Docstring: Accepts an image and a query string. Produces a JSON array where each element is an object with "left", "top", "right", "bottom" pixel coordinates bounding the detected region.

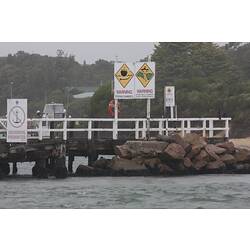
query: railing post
[
  {"left": 135, "top": 120, "right": 139, "bottom": 139},
  {"left": 209, "top": 119, "right": 214, "bottom": 138},
  {"left": 63, "top": 117, "right": 67, "bottom": 141},
  {"left": 39, "top": 119, "right": 43, "bottom": 141},
  {"left": 181, "top": 120, "right": 185, "bottom": 137},
  {"left": 202, "top": 120, "right": 206, "bottom": 137},
  {"left": 159, "top": 120, "right": 163, "bottom": 135},
  {"left": 88, "top": 120, "right": 92, "bottom": 140},
  {"left": 187, "top": 120, "right": 191, "bottom": 134},
  {"left": 165, "top": 119, "right": 168, "bottom": 136},
  {"left": 225, "top": 119, "right": 229, "bottom": 138},
  {"left": 142, "top": 120, "right": 146, "bottom": 139},
  {"left": 113, "top": 119, "right": 118, "bottom": 140}
]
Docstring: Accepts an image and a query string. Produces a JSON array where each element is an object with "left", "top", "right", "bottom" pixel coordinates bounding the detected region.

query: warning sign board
[
  {"left": 114, "top": 63, "right": 134, "bottom": 99},
  {"left": 136, "top": 63, "right": 154, "bottom": 87},
  {"left": 164, "top": 86, "right": 175, "bottom": 107},
  {"left": 115, "top": 64, "right": 134, "bottom": 88},
  {"left": 134, "top": 62, "right": 155, "bottom": 99},
  {"left": 7, "top": 99, "right": 27, "bottom": 143}
]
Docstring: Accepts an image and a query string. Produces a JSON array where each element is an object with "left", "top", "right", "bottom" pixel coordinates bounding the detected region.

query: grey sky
[{"left": 0, "top": 42, "right": 156, "bottom": 64}]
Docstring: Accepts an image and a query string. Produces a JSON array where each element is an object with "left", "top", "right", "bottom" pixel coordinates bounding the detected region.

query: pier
[{"left": 0, "top": 116, "right": 231, "bottom": 178}]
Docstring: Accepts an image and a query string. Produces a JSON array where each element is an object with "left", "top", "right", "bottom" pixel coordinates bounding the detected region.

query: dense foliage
[
  {"left": 1, "top": 43, "right": 250, "bottom": 136},
  {"left": 0, "top": 51, "right": 113, "bottom": 116}
]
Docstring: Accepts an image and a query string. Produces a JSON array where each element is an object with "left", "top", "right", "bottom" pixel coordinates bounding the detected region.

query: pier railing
[{"left": 0, "top": 117, "right": 231, "bottom": 141}]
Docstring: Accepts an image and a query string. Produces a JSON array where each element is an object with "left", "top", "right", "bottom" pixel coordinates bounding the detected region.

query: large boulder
[
  {"left": 157, "top": 134, "right": 191, "bottom": 152},
  {"left": 124, "top": 141, "right": 168, "bottom": 158},
  {"left": 205, "top": 144, "right": 226, "bottom": 155},
  {"left": 144, "top": 158, "right": 161, "bottom": 170},
  {"left": 159, "top": 163, "right": 174, "bottom": 175},
  {"left": 193, "top": 160, "right": 207, "bottom": 171},
  {"left": 163, "top": 143, "right": 186, "bottom": 160},
  {"left": 216, "top": 141, "right": 235, "bottom": 154},
  {"left": 234, "top": 149, "right": 250, "bottom": 163},
  {"left": 206, "top": 160, "right": 225, "bottom": 170},
  {"left": 111, "top": 157, "right": 147, "bottom": 171},
  {"left": 195, "top": 149, "right": 210, "bottom": 162},
  {"left": 183, "top": 157, "right": 193, "bottom": 169},
  {"left": 220, "top": 154, "right": 236, "bottom": 165},
  {"left": 183, "top": 133, "right": 207, "bottom": 147},
  {"left": 75, "top": 165, "right": 95, "bottom": 176},
  {"left": 205, "top": 145, "right": 221, "bottom": 161},
  {"left": 186, "top": 144, "right": 204, "bottom": 159},
  {"left": 114, "top": 144, "right": 133, "bottom": 159},
  {"left": 92, "top": 157, "right": 111, "bottom": 169}
]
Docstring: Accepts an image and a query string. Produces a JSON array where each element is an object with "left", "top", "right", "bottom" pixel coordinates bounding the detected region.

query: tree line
[{"left": 0, "top": 43, "right": 250, "bottom": 137}]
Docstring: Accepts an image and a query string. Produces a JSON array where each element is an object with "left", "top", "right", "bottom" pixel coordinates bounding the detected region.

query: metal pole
[
  {"left": 146, "top": 98, "right": 151, "bottom": 139},
  {"left": 113, "top": 99, "right": 118, "bottom": 139},
  {"left": 170, "top": 106, "right": 174, "bottom": 119},
  {"left": 10, "top": 82, "right": 13, "bottom": 99}
]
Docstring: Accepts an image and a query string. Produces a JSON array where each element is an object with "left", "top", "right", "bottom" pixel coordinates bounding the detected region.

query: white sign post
[
  {"left": 164, "top": 86, "right": 175, "bottom": 119},
  {"left": 7, "top": 99, "right": 27, "bottom": 143}
]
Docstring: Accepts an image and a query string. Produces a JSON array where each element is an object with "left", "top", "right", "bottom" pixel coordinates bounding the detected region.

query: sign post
[{"left": 7, "top": 99, "right": 27, "bottom": 143}]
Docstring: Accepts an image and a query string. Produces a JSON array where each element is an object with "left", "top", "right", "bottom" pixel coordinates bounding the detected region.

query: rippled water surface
[{"left": 1, "top": 159, "right": 250, "bottom": 208}]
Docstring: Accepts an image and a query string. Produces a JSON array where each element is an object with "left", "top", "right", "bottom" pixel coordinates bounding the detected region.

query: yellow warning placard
[
  {"left": 135, "top": 63, "right": 154, "bottom": 88},
  {"left": 115, "top": 64, "right": 134, "bottom": 88}
]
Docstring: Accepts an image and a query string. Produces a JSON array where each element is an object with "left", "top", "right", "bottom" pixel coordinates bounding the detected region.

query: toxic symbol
[
  {"left": 115, "top": 64, "right": 134, "bottom": 88},
  {"left": 136, "top": 63, "right": 154, "bottom": 87}
]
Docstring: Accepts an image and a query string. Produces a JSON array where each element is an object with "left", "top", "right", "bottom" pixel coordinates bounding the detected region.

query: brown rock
[
  {"left": 220, "top": 154, "right": 236, "bottom": 165},
  {"left": 157, "top": 134, "right": 191, "bottom": 152},
  {"left": 115, "top": 145, "right": 132, "bottom": 159},
  {"left": 206, "top": 160, "right": 225, "bottom": 170},
  {"left": 163, "top": 143, "right": 186, "bottom": 160},
  {"left": 125, "top": 141, "right": 168, "bottom": 157},
  {"left": 144, "top": 158, "right": 161, "bottom": 170},
  {"left": 159, "top": 163, "right": 174, "bottom": 175},
  {"left": 195, "top": 149, "right": 210, "bottom": 162},
  {"left": 75, "top": 165, "right": 95, "bottom": 176},
  {"left": 193, "top": 160, "right": 207, "bottom": 170},
  {"left": 205, "top": 144, "right": 226, "bottom": 155},
  {"left": 111, "top": 157, "right": 147, "bottom": 171},
  {"left": 205, "top": 145, "right": 221, "bottom": 161},
  {"left": 216, "top": 141, "right": 235, "bottom": 154},
  {"left": 186, "top": 144, "right": 204, "bottom": 159},
  {"left": 183, "top": 133, "right": 207, "bottom": 146},
  {"left": 92, "top": 157, "right": 111, "bottom": 169},
  {"left": 183, "top": 157, "right": 193, "bottom": 168},
  {"left": 234, "top": 149, "right": 250, "bottom": 163}
]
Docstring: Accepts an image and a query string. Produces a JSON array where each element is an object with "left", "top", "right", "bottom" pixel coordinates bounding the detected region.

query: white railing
[{"left": 0, "top": 117, "right": 231, "bottom": 141}]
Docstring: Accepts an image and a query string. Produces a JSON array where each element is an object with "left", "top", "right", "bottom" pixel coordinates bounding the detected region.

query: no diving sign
[{"left": 7, "top": 99, "right": 27, "bottom": 143}]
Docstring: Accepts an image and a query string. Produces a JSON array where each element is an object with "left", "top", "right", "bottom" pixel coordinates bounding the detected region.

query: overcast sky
[{"left": 0, "top": 42, "right": 156, "bottom": 64}]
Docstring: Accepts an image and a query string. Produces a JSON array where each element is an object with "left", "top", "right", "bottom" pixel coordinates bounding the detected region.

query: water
[{"left": 1, "top": 158, "right": 250, "bottom": 208}]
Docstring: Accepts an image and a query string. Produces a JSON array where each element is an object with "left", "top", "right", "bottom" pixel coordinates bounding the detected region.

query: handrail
[{"left": 0, "top": 117, "right": 231, "bottom": 141}]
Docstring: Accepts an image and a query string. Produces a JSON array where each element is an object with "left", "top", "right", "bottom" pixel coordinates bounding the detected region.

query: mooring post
[
  {"left": 12, "top": 162, "right": 17, "bottom": 175},
  {"left": 68, "top": 154, "right": 74, "bottom": 173}
]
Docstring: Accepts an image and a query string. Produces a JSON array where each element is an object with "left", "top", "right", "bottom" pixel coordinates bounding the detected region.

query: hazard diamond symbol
[
  {"left": 115, "top": 64, "right": 134, "bottom": 88},
  {"left": 136, "top": 63, "right": 154, "bottom": 88}
]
